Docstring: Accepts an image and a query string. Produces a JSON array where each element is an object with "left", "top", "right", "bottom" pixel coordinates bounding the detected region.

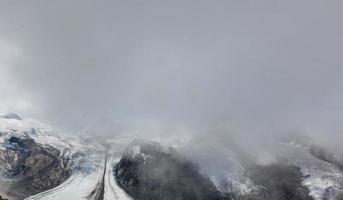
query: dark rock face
[
  {"left": 0, "top": 135, "right": 71, "bottom": 199},
  {"left": 310, "top": 145, "right": 343, "bottom": 170},
  {"left": 232, "top": 164, "right": 313, "bottom": 200},
  {"left": 114, "top": 140, "right": 226, "bottom": 200},
  {"left": 0, "top": 113, "right": 22, "bottom": 120}
]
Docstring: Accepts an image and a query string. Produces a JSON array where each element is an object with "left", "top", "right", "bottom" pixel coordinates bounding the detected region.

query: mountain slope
[
  {"left": 114, "top": 140, "right": 225, "bottom": 200},
  {"left": 0, "top": 114, "right": 72, "bottom": 199},
  {"left": 1, "top": 114, "right": 343, "bottom": 200}
]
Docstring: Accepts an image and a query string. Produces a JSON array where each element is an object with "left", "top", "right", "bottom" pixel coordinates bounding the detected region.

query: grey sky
[{"left": 0, "top": 1, "right": 342, "bottom": 146}]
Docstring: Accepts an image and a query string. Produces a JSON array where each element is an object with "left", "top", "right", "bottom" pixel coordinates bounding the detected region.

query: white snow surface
[
  {"left": 0, "top": 114, "right": 134, "bottom": 200},
  {"left": 26, "top": 153, "right": 135, "bottom": 200},
  {"left": 278, "top": 143, "right": 343, "bottom": 200},
  {"left": 131, "top": 145, "right": 141, "bottom": 157},
  {"left": 0, "top": 116, "right": 70, "bottom": 151},
  {"left": 129, "top": 144, "right": 152, "bottom": 164},
  {"left": 104, "top": 155, "right": 134, "bottom": 200},
  {"left": 3, "top": 114, "right": 343, "bottom": 200},
  {"left": 25, "top": 151, "right": 105, "bottom": 200}
]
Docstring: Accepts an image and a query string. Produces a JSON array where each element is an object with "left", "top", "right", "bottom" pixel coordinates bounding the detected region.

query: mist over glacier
[
  {"left": 0, "top": 0, "right": 343, "bottom": 161},
  {"left": 1, "top": 2, "right": 343, "bottom": 200}
]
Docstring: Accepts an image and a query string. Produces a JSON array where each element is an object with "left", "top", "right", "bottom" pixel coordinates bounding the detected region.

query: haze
[{"left": 0, "top": 1, "right": 342, "bottom": 150}]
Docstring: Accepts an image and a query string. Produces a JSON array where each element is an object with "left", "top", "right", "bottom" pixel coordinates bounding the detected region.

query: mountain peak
[{"left": 0, "top": 113, "right": 22, "bottom": 120}]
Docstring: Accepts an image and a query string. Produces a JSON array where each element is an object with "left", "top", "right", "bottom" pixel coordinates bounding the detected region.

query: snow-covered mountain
[
  {"left": 0, "top": 114, "right": 105, "bottom": 200},
  {"left": 1, "top": 114, "right": 343, "bottom": 200},
  {"left": 0, "top": 114, "right": 69, "bottom": 199}
]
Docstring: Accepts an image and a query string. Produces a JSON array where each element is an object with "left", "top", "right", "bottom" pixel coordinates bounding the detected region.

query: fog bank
[{"left": 0, "top": 1, "right": 342, "bottom": 150}]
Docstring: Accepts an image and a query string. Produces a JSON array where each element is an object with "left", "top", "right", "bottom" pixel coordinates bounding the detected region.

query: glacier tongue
[
  {"left": 103, "top": 155, "right": 134, "bottom": 200},
  {"left": 25, "top": 150, "right": 106, "bottom": 200},
  {"left": 0, "top": 114, "right": 135, "bottom": 200},
  {"left": 3, "top": 114, "right": 343, "bottom": 200}
]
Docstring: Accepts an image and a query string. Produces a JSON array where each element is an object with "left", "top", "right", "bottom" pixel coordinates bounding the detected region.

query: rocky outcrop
[
  {"left": 114, "top": 140, "right": 226, "bottom": 200},
  {"left": 239, "top": 164, "right": 313, "bottom": 200},
  {"left": 310, "top": 145, "right": 343, "bottom": 171},
  {"left": 0, "top": 113, "right": 22, "bottom": 120},
  {"left": 0, "top": 134, "right": 71, "bottom": 199}
]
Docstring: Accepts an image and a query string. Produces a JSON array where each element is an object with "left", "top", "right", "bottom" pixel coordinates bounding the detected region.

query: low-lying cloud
[{"left": 0, "top": 0, "right": 343, "bottom": 151}]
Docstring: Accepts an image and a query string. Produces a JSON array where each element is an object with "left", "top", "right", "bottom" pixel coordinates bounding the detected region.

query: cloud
[
  {"left": 0, "top": 0, "right": 342, "bottom": 150},
  {"left": 0, "top": 40, "right": 35, "bottom": 115}
]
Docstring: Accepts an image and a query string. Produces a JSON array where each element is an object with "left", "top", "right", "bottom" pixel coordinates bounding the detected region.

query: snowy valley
[{"left": 1, "top": 114, "right": 343, "bottom": 200}]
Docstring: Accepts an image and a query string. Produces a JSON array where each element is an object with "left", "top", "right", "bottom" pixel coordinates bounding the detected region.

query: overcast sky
[{"left": 0, "top": 1, "right": 342, "bottom": 144}]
